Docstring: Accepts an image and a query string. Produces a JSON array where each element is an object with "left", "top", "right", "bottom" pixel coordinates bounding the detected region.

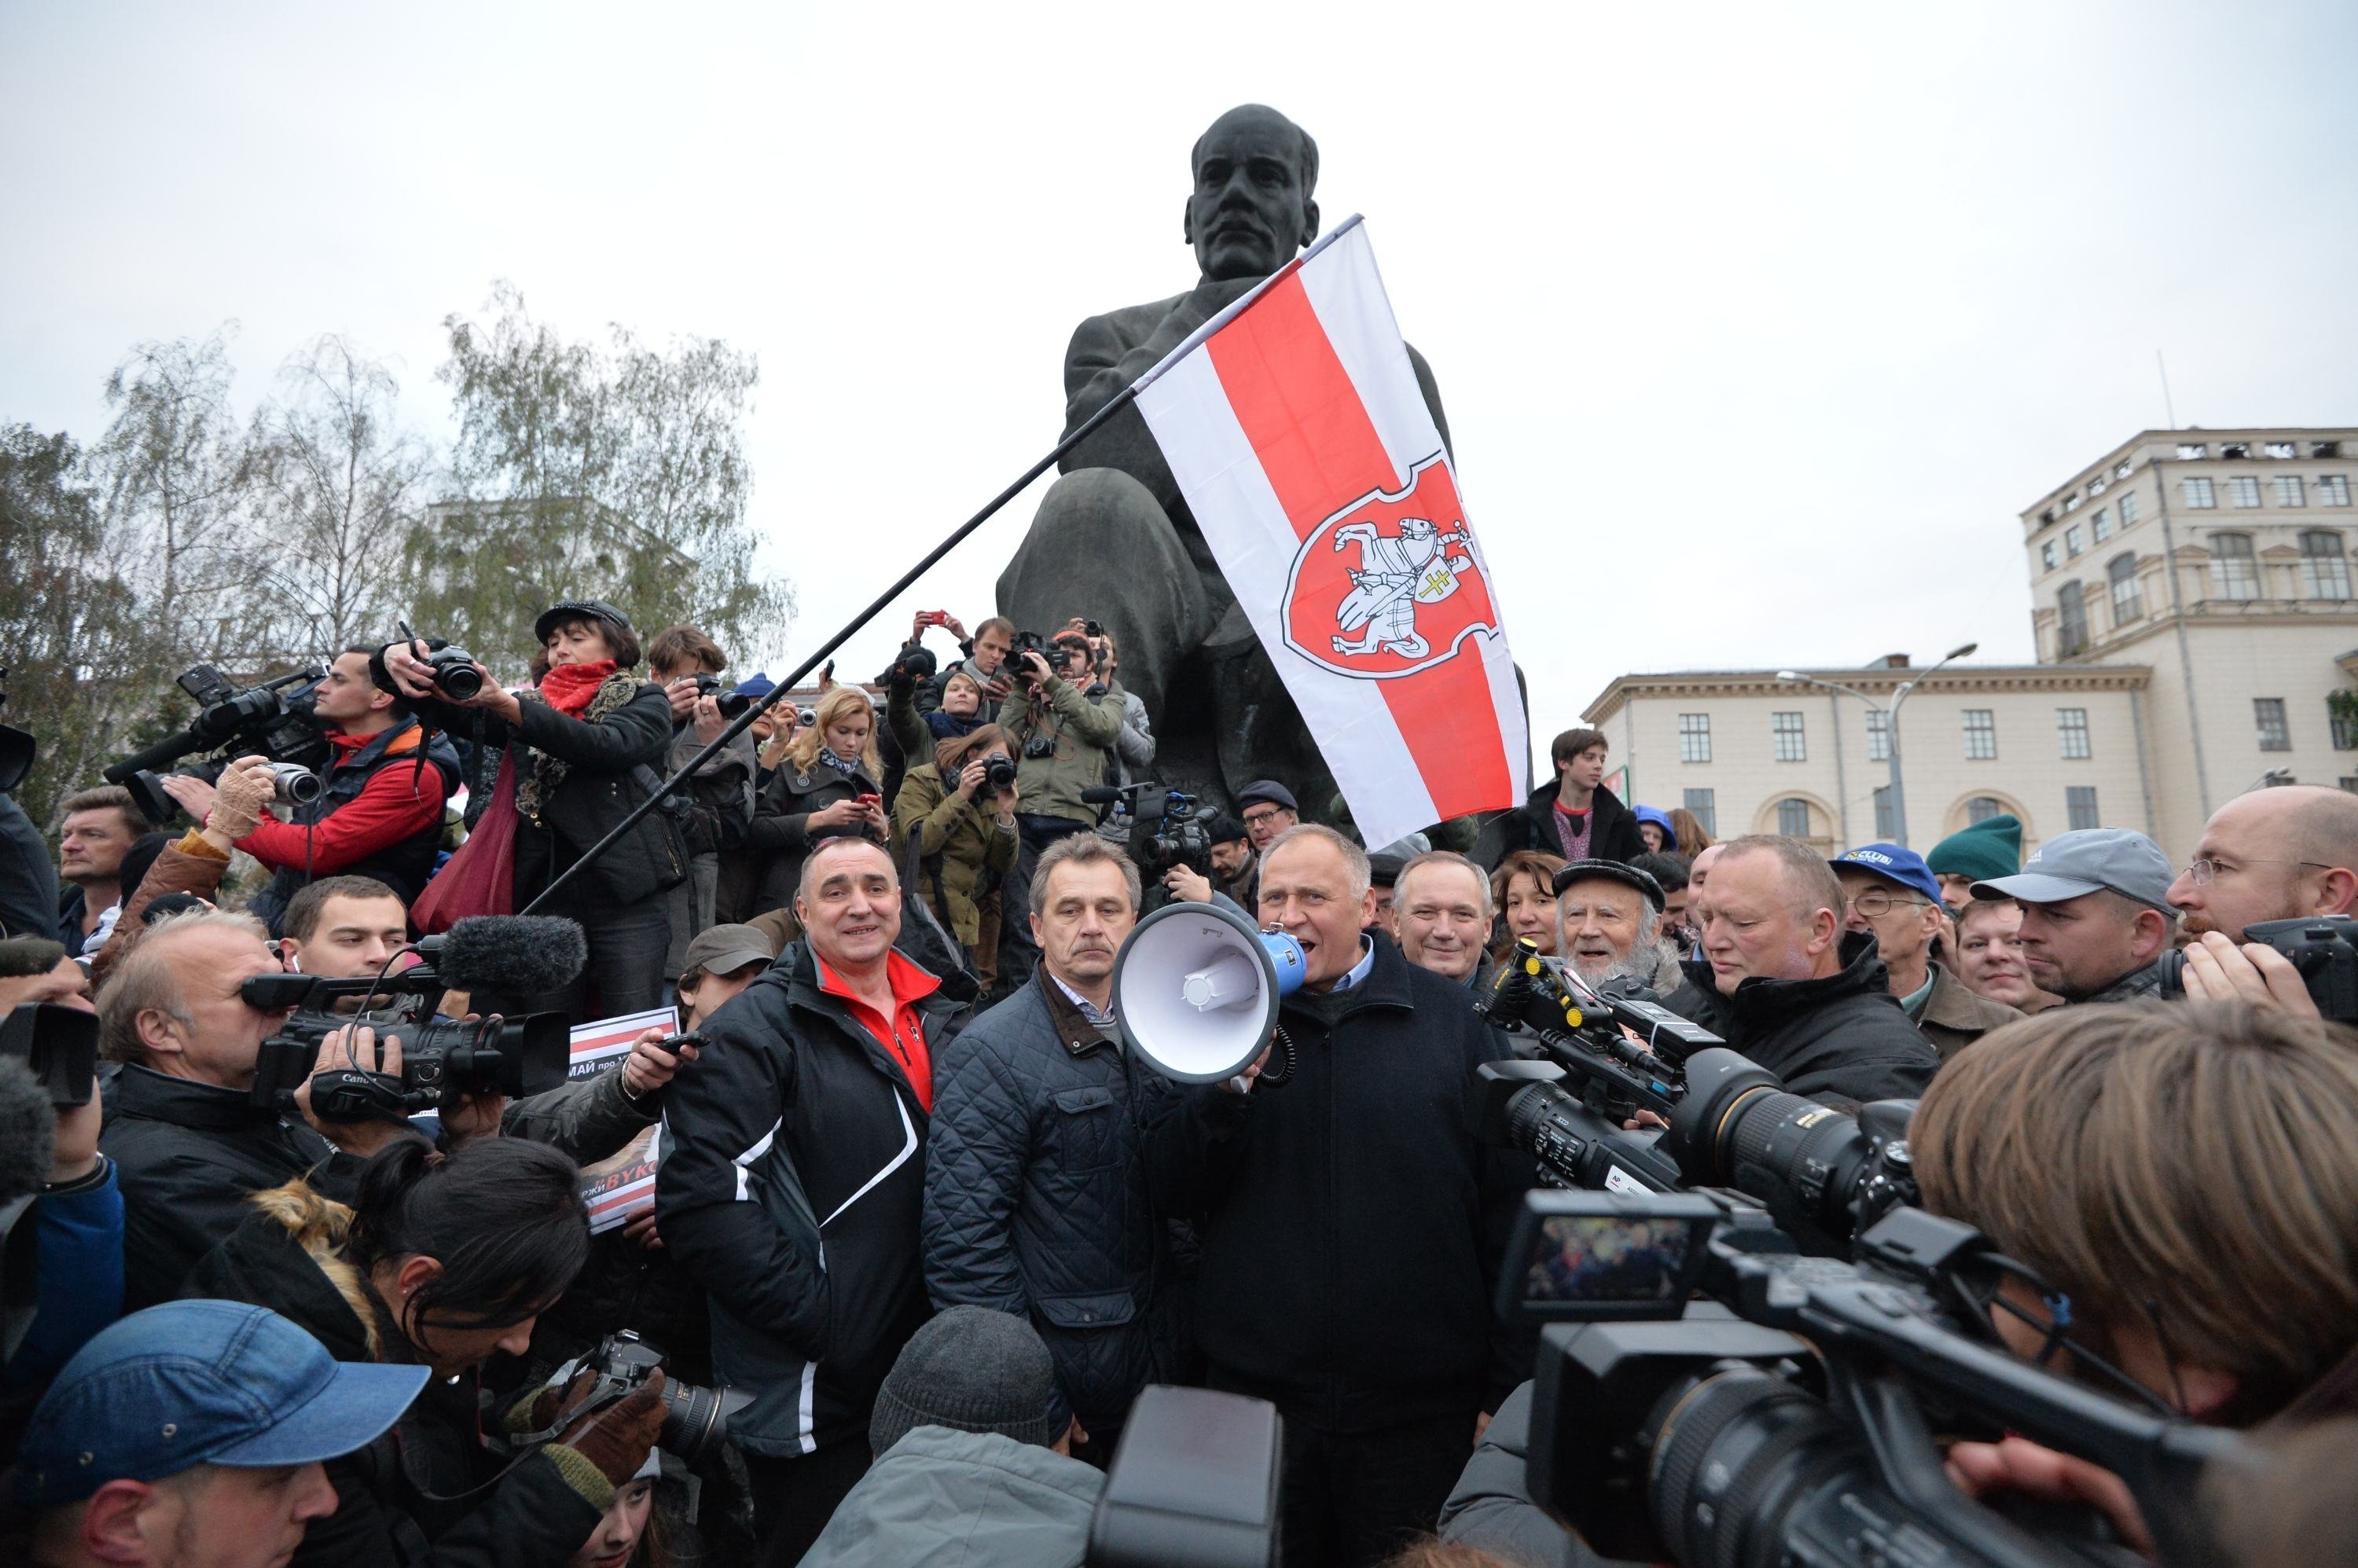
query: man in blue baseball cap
[
  {"left": 1832, "top": 843, "right": 2022, "bottom": 1059},
  {"left": 11, "top": 1299, "right": 425, "bottom": 1568},
  {"left": 1972, "top": 827, "right": 2179, "bottom": 1004}
]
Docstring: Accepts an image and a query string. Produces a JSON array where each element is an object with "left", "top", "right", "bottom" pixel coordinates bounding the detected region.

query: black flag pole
[{"left": 513, "top": 223, "right": 1357, "bottom": 918}]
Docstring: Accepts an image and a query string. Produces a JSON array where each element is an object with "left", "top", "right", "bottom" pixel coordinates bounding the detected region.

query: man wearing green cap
[{"left": 1926, "top": 815, "right": 2022, "bottom": 913}]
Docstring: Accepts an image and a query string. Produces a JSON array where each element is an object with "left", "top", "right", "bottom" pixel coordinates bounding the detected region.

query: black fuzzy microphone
[
  {"left": 0, "top": 1056, "right": 56, "bottom": 1206},
  {"left": 428, "top": 916, "right": 590, "bottom": 997}
]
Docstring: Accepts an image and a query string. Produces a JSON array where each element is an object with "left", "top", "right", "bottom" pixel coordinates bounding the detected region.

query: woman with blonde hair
[{"left": 745, "top": 685, "right": 889, "bottom": 916}]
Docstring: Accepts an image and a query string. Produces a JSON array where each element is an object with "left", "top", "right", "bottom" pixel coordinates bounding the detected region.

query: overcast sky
[{"left": 6, "top": 2, "right": 2355, "bottom": 776}]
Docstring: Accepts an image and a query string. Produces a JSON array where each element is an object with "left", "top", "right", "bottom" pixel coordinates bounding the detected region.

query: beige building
[
  {"left": 1581, "top": 661, "right": 2154, "bottom": 857},
  {"left": 1579, "top": 424, "right": 2358, "bottom": 860}
]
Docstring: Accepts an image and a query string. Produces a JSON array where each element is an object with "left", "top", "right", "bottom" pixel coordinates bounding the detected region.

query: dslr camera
[
  {"left": 2157, "top": 913, "right": 2358, "bottom": 1021},
  {"left": 103, "top": 661, "right": 331, "bottom": 827},
  {"left": 1507, "top": 1188, "right": 2246, "bottom": 1568},
  {"left": 688, "top": 671, "right": 756, "bottom": 718},
  {"left": 984, "top": 754, "right": 1019, "bottom": 794},
  {"left": 549, "top": 1331, "right": 751, "bottom": 1463},
  {"left": 874, "top": 644, "right": 938, "bottom": 692},
  {"left": 395, "top": 621, "right": 483, "bottom": 700},
  {"left": 1011, "top": 629, "right": 1081, "bottom": 677}
]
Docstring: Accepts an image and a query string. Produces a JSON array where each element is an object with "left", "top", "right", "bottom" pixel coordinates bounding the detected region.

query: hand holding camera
[
  {"left": 619, "top": 1026, "right": 701, "bottom": 1100},
  {"left": 2173, "top": 928, "right": 2323, "bottom": 1019},
  {"left": 385, "top": 638, "right": 513, "bottom": 719},
  {"left": 294, "top": 1022, "right": 413, "bottom": 1159}
]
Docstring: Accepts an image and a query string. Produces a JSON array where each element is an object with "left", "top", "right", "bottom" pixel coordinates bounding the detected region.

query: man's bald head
[
  {"left": 2170, "top": 785, "right": 2358, "bottom": 938},
  {"left": 1185, "top": 105, "right": 1321, "bottom": 282}
]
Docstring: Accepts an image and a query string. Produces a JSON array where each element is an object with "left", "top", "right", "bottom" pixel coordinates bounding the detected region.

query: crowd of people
[{"left": 2, "top": 598, "right": 2356, "bottom": 1568}]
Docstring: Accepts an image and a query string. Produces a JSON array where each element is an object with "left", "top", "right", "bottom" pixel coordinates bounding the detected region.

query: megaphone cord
[{"left": 1258, "top": 1026, "right": 1298, "bottom": 1088}]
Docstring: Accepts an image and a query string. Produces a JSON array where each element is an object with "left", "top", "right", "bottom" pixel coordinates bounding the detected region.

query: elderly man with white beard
[{"left": 1552, "top": 860, "right": 1681, "bottom": 995}]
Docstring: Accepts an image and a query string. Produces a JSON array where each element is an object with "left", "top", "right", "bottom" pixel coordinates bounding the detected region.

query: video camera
[
  {"left": 1082, "top": 781, "right": 1218, "bottom": 882},
  {"left": 0, "top": 1002, "right": 98, "bottom": 1107},
  {"left": 102, "top": 660, "right": 330, "bottom": 826},
  {"left": 1012, "top": 627, "right": 1090, "bottom": 678},
  {"left": 2158, "top": 913, "right": 2358, "bottom": 1021},
  {"left": 1504, "top": 1188, "right": 2243, "bottom": 1568},
  {"left": 240, "top": 921, "right": 575, "bottom": 1118}
]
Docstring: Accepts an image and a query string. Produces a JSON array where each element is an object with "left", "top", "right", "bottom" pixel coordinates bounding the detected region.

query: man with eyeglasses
[
  {"left": 1971, "top": 828, "right": 2179, "bottom": 1004},
  {"left": 2165, "top": 784, "right": 2358, "bottom": 1019},
  {"left": 1833, "top": 843, "right": 2021, "bottom": 1059}
]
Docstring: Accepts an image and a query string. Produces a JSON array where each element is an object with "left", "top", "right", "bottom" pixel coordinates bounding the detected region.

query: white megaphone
[{"left": 1110, "top": 899, "right": 1308, "bottom": 1084}]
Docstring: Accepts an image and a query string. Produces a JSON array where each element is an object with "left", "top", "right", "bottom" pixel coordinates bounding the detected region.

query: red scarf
[{"left": 538, "top": 659, "right": 617, "bottom": 717}]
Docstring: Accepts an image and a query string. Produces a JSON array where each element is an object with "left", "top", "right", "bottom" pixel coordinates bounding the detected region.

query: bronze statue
[{"left": 996, "top": 104, "right": 1453, "bottom": 815}]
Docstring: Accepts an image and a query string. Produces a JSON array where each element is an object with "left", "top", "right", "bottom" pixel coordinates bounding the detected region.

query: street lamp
[{"left": 1777, "top": 642, "right": 1977, "bottom": 849}]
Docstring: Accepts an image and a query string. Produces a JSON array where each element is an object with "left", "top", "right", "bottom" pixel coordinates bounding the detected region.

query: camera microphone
[
  {"left": 1080, "top": 786, "right": 1126, "bottom": 804},
  {"left": 428, "top": 916, "right": 590, "bottom": 997},
  {"left": 0, "top": 1056, "right": 56, "bottom": 1206}
]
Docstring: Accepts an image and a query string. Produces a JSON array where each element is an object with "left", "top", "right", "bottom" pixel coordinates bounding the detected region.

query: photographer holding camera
[
  {"left": 384, "top": 602, "right": 686, "bottom": 1019},
  {"left": 891, "top": 726, "right": 1019, "bottom": 984},
  {"left": 644, "top": 626, "right": 758, "bottom": 979},
  {"left": 2164, "top": 784, "right": 2358, "bottom": 1019},
  {"left": 182, "top": 1137, "right": 669, "bottom": 1568},
  {"left": 994, "top": 627, "right": 1123, "bottom": 986},
  {"left": 155, "top": 649, "right": 460, "bottom": 936},
  {"left": 744, "top": 685, "right": 891, "bottom": 919}
]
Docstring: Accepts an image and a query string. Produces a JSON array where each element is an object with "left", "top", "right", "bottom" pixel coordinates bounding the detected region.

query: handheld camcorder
[
  {"left": 103, "top": 661, "right": 329, "bottom": 826},
  {"left": 1505, "top": 1188, "right": 2246, "bottom": 1568},
  {"left": 1012, "top": 628, "right": 1085, "bottom": 677},
  {"left": 0, "top": 1002, "right": 99, "bottom": 1107},
  {"left": 240, "top": 916, "right": 582, "bottom": 1119},
  {"left": 1082, "top": 780, "right": 1221, "bottom": 883},
  {"left": 2157, "top": 913, "right": 2358, "bottom": 1021}
]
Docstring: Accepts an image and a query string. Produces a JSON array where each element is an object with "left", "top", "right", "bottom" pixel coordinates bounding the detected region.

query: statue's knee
[{"left": 1033, "top": 468, "right": 1176, "bottom": 548}]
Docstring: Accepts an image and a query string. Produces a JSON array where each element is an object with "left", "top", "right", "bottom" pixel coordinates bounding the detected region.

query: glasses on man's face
[
  {"left": 2182, "top": 856, "right": 2331, "bottom": 887},
  {"left": 1848, "top": 890, "right": 1930, "bottom": 920},
  {"left": 1243, "top": 809, "right": 1284, "bottom": 828}
]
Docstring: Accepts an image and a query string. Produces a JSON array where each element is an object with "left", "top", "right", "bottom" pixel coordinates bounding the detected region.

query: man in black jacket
[
  {"left": 656, "top": 835, "right": 968, "bottom": 1566},
  {"left": 94, "top": 909, "right": 402, "bottom": 1311},
  {"left": 923, "top": 834, "right": 1169, "bottom": 1460},
  {"left": 1145, "top": 824, "right": 1532, "bottom": 1568},
  {"left": 1664, "top": 835, "right": 1937, "bottom": 1105},
  {"left": 1474, "top": 727, "right": 1644, "bottom": 870}
]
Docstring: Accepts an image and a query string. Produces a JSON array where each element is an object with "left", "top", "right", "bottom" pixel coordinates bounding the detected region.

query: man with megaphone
[{"left": 1140, "top": 824, "right": 1536, "bottom": 1568}]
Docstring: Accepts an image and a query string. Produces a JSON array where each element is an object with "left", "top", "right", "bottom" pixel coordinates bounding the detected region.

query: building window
[
  {"left": 2090, "top": 475, "right": 2109, "bottom": 496},
  {"left": 2058, "top": 707, "right": 2091, "bottom": 758},
  {"left": 2332, "top": 698, "right": 2358, "bottom": 751},
  {"left": 2211, "top": 532, "right": 2261, "bottom": 600},
  {"left": 1967, "top": 795, "right": 2004, "bottom": 824},
  {"left": 2058, "top": 581, "right": 2090, "bottom": 655},
  {"left": 2176, "top": 442, "right": 2208, "bottom": 460},
  {"left": 2301, "top": 531, "right": 2352, "bottom": 600},
  {"left": 2041, "top": 541, "right": 2058, "bottom": 571},
  {"left": 1873, "top": 785, "right": 1897, "bottom": 839},
  {"left": 2116, "top": 460, "right": 2134, "bottom": 479},
  {"left": 2323, "top": 475, "right": 2352, "bottom": 506},
  {"left": 2316, "top": 442, "right": 2344, "bottom": 459},
  {"left": 1776, "top": 799, "right": 1812, "bottom": 838},
  {"left": 2108, "top": 553, "right": 2143, "bottom": 622},
  {"left": 2277, "top": 476, "right": 2307, "bottom": 507},
  {"left": 1865, "top": 709, "right": 1891, "bottom": 762},
  {"left": 2065, "top": 493, "right": 2083, "bottom": 512},
  {"left": 2119, "top": 491, "right": 2139, "bottom": 525},
  {"left": 2066, "top": 786, "right": 2100, "bottom": 831},
  {"left": 2066, "top": 524, "right": 2084, "bottom": 556},
  {"left": 2092, "top": 506, "right": 2111, "bottom": 542},
  {"left": 1963, "top": 709, "right": 1997, "bottom": 760},
  {"left": 1678, "top": 712, "right": 1712, "bottom": 763},
  {"left": 1772, "top": 711, "right": 1806, "bottom": 762},
  {"left": 2265, "top": 441, "right": 2298, "bottom": 459},
  {"left": 2183, "top": 476, "right": 2217, "bottom": 509},
  {"left": 2255, "top": 698, "right": 2291, "bottom": 752},
  {"left": 2228, "top": 475, "right": 2262, "bottom": 508},
  {"left": 2222, "top": 442, "right": 2251, "bottom": 461},
  {"left": 1682, "top": 788, "right": 1717, "bottom": 836}
]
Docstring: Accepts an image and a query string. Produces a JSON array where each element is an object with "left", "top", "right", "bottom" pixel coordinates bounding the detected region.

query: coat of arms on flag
[{"left": 1281, "top": 451, "right": 1500, "bottom": 678}]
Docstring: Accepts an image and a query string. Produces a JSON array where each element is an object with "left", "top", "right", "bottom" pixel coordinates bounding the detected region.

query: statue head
[{"left": 1185, "top": 105, "right": 1320, "bottom": 283}]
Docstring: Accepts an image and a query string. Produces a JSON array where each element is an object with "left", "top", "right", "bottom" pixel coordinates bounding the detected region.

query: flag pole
[{"left": 512, "top": 226, "right": 1359, "bottom": 917}]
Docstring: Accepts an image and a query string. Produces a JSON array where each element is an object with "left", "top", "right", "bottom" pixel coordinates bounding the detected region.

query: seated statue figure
[{"left": 996, "top": 103, "right": 1453, "bottom": 816}]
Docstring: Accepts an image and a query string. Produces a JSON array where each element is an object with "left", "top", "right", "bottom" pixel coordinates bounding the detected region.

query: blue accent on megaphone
[{"left": 1258, "top": 930, "right": 1306, "bottom": 998}]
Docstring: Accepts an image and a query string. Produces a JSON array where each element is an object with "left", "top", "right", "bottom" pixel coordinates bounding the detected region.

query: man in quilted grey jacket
[{"left": 920, "top": 834, "right": 1175, "bottom": 1458}]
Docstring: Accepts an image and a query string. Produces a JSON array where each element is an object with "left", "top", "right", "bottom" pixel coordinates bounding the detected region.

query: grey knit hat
[{"left": 867, "top": 1306, "right": 1067, "bottom": 1457}]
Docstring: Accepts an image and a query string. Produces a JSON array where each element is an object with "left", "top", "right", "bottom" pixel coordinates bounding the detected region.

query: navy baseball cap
[
  {"left": 11, "top": 1301, "right": 427, "bottom": 1510},
  {"left": 1972, "top": 828, "right": 2175, "bottom": 911},
  {"left": 1831, "top": 843, "right": 1942, "bottom": 907}
]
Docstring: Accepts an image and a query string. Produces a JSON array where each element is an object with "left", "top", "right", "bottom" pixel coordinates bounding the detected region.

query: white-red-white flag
[{"left": 1132, "top": 217, "right": 1525, "bottom": 850}]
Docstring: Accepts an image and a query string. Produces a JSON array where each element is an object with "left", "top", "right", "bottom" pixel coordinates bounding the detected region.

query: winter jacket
[
  {"left": 1107, "top": 685, "right": 1154, "bottom": 783},
  {"left": 798, "top": 1425, "right": 1102, "bottom": 1568},
  {"left": 1474, "top": 780, "right": 1645, "bottom": 870},
  {"left": 97, "top": 1064, "right": 343, "bottom": 1312},
  {"left": 90, "top": 832, "right": 231, "bottom": 988},
  {"left": 656, "top": 938, "right": 969, "bottom": 1457},
  {"left": 1913, "top": 962, "right": 2024, "bottom": 1060},
  {"left": 1144, "top": 932, "right": 1533, "bottom": 1432},
  {"left": 998, "top": 674, "right": 1123, "bottom": 826},
  {"left": 665, "top": 714, "right": 756, "bottom": 857},
  {"left": 744, "top": 753, "right": 887, "bottom": 915},
  {"left": 407, "top": 674, "right": 686, "bottom": 911},
  {"left": 2, "top": 1159, "right": 121, "bottom": 1399},
  {"left": 916, "top": 655, "right": 1006, "bottom": 725},
  {"left": 498, "top": 1065, "right": 657, "bottom": 1165},
  {"left": 0, "top": 794, "right": 58, "bottom": 942},
  {"left": 247, "top": 720, "right": 461, "bottom": 933},
  {"left": 1438, "top": 1381, "right": 1618, "bottom": 1568},
  {"left": 2082, "top": 959, "right": 2167, "bottom": 1005},
  {"left": 893, "top": 764, "right": 1019, "bottom": 949},
  {"left": 1662, "top": 932, "right": 1939, "bottom": 1107},
  {"left": 184, "top": 1186, "right": 609, "bottom": 1568},
  {"left": 923, "top": 969, "right": 1172, "bottom": 1433}
]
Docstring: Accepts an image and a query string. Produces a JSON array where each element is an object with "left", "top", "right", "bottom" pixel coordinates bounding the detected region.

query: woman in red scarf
[{"left": 384, "top": 600, "right": 685, "bottom": 1019}]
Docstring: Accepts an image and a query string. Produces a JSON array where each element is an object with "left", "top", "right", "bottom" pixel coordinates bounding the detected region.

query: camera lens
[
  {"left": 435, "top": 662, "right": 484, "bottom": 701},
  {"left": 1667, "top": 1048, "right": 1878, "bottom": 1243},
  {"left": 270, "top": 764, "right": 324, "bottom": 806},
  {"left": 717, "top": 691, "right": 754, "bottom": 719},
  {"left": 1648, "top": 1367, "right": 1857, "bottom": 1568}
]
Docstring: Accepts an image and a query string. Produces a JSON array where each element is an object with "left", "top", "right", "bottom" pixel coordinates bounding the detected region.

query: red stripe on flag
[{"left": 1203, "top": 274, "right": 1511, "bottom": 817}]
